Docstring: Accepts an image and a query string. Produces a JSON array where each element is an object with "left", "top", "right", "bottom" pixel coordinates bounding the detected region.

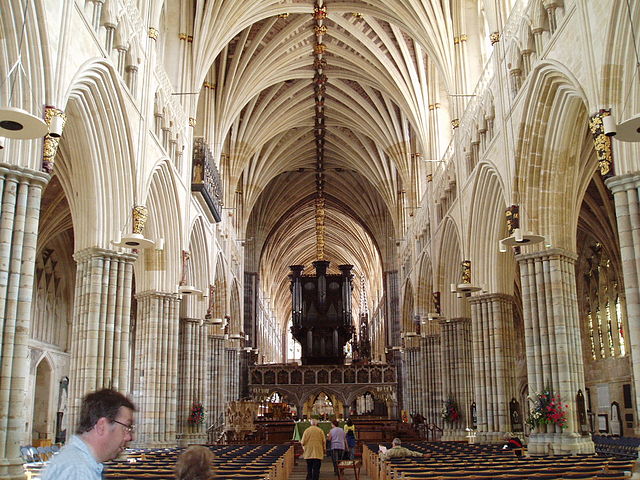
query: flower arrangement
[
  {"left": 188, "top": 401, "right": 205, "bottom": 425},
  {"left": 442, "top": 398, "right": 460, "bottom": 423},
  {"left": 527, "top": 389, "right": 568, "bottom": 430}
]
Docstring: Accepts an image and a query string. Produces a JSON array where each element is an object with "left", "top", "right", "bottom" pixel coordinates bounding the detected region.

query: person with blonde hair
[
  {"left": 300, "top": 418, "right": 326, "bottom": 480},
  {"left": 175, "top": 446, "right": 215, "bottom": 480}
]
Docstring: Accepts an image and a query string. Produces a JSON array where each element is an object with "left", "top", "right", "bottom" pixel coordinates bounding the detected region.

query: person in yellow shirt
[
  {"left": 343, "top": 419, "right": 357, "bottom": 460},
  {"left": 300, "top": 419, "right": 326, "bottom": 480}
]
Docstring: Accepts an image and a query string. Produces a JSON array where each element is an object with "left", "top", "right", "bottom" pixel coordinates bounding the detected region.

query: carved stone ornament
[
  {"left": 131, "top": 205, "right": 149, "bottom": 235},
  {"left": 432, "top": 291, "right": 441, "bottom": 314},
  {"left": 314, "top": 43, "right": 327, "bottom": 55},
  {"left": 42, "top": 106, "right": 66, "bottom": 173},
  {"left": 588, "top": 111, "right": 614, "bottom": 178},
  {"left": 313, "top": 5, "right": 327, "bottom": 19},
  {"left": 505, "top": 204, "right": 520, "bottom": 235},
  {"left": 461, "top": 260, "right": 472, "bottom": 284}
]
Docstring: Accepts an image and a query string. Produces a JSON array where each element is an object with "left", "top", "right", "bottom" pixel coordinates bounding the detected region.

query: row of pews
[
  {"left": 103, "top": 444, "right": 294, "bottom": 480},
  {"left": 363, "top": 441, "right": 636, "bottom": 480}
]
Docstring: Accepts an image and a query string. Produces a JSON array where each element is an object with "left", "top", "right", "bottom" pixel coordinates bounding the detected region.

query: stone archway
[{"left": 33, "top": 359, "right": 53, "bottom": 443}]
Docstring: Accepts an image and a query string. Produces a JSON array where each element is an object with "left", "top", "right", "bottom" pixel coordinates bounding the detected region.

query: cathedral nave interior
[{"left": 0, "top": 0, "right": 640, "bottom": 478}]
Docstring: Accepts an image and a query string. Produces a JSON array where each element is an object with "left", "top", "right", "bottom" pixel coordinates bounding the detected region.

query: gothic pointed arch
[
  {"left": 514, "top": 62, "right": 592, "bottom": 251},
  {"left": 138, "top": 159, "right": 183, "bottom": 292},
  {"left": 401, "top": 281, "right": 416, "bottom": 334},
  {"left": 415, "top": 253, "right": 434, "bottom": 317},
  {"left": 468, "top": 163, "right": 512, "bottom": 293},
  {"left": 180, "top": 216, "right": 211, "bottom": 319},
  {"left": 436, "top": 217, "right": 466, "bottom": 318},
  {"left": 56, "top": 60, "right": 136, "bottom": 250},
  {"left": 213, "top": 255, "right": 228, "bottom": 321},
  {"left": 229, "top": 280, "right": 242, "bottom": 336}
]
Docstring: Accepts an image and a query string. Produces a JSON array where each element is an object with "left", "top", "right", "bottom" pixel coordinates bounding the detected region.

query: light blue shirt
[
  {"left": 41, "top": 435, "right": 103, "bottom": 480},
  {"left": 329, "top": 426, "right": 347, "bottom": 450}
]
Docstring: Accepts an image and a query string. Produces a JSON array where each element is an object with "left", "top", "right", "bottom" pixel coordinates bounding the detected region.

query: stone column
[
  {"left": 208, "top": 334, "right": 227, "bottom": 429},
  {"left": 410, "top": 344, "right": 423, "bottom": 416},
  {"left": 67, "top": 248, "right": 136, "bottom": 431},
  {"left": 132, "top": 291, "right": 180, "bottom": 447},
  {"left": 517, "top": 249, "right": 594, "bottom": 455},
  {"left": 606, "top": 173, "right": 640, "bottom": 435},
  {"left": 177, "top": 318, "right": 209, "bottom": 445},
  {"left": 440, "top": 317, "right": 473, "bottom": 440},
  {"left": 384, "top": 271, "right": 400, "bottom": 346},
  {"left": 421, "top": 334, "right": 443, "bottom": 427},
  {"left": 0, "top": 164, "right": 48, "bottom": 480},
  {"left": 225, "top": 347, "right": 240, "bottom": 404},
  {"left": 469, "top": 294, "right": 517, "bottom": 444},
  {"left": 404, "top": 346, "right": 418, "bottom": 415},
  {"left": 244, "top": 272, "right": 258, "bottom": 347}
]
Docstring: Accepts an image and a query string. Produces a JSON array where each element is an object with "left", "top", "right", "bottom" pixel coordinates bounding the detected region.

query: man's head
[
  {"left": 76, "top": 389, "right": 136, "bottom": 462},
  {"left": 332, "top": 419, "right": 340, "bottom": 427},
  {"left": 310, "top": 418, "right": 319, "bottom": 426},
  {"left": 392, "top": 438, "right": 402, "bottom": 447}
]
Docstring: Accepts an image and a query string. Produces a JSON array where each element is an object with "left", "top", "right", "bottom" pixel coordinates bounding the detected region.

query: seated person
[
  {"left": 379, "top": 438, "right": 430, "bottom": 460},
  {"left": 502, "top": 433, "right": 524, "bottom": 457},
  {"left": 175, "top": 446, "right": 214, "bottom": 480}
]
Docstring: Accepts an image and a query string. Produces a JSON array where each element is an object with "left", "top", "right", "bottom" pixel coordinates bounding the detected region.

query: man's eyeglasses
[{"left": 112, "top": 420, "right": 135, "bottom": 433}]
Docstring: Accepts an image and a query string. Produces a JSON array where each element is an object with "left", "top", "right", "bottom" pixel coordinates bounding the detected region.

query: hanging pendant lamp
[{"left": 0, "top": 107, "right": 47, "bottom": 139}]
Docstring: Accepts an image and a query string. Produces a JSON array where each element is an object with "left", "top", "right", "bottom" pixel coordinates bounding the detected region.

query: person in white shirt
[{"left": 42, "top": 388, "right": 136, "bottom": 480}]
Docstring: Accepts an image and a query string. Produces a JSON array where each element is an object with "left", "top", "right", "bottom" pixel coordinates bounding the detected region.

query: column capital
[
  {"left": 467, "top": 293, "right": 513, "bottom": 305},
  {"left": 421, "top": 333, "right": 441, "bottom": 341},
  {"left": 605, "top": 172, "right": 640, "bottom": 193},
  {"left": 136, "top": 290, "right": 181, "bottom": 301},
  {"left": 439, "top": 316, "right": 471, "bottom": 326},
  {"left": 73, "top": 246, "right": 138, "bottom": 263},
  {"left": 0, "top": 161, "right": 50, "bottom": 186},
  {"left": 180, "top": 317, "right": 202, "bottom": 325},
  {"left": 516, "top": 247, "right": 577, "bottom": 264}
]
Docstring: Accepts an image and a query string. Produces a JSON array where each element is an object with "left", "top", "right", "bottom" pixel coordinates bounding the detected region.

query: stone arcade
[{"left": 0, "top": 1, "right": 640, "bottom": 478}]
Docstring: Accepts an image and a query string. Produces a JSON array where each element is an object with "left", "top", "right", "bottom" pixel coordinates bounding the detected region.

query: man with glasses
[{"left": 42, "top": 388, "right": 136, "bottom": 479}]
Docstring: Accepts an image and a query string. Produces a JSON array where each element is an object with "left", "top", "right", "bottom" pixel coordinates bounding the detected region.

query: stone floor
[{"left": 289, "top": 456, "right": 370, "bottom": 479}]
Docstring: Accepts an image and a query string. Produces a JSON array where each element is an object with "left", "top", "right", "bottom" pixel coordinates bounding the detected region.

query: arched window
[
  {"left": 287, "top": 318, "right": 301, "bottom": 363},
  {"left": 583, "top": 242, "right": 626, "bottom": 360}
]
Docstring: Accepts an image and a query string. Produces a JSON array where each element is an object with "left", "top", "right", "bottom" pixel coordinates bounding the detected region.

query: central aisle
[{"left": 289, "top": 456, "right": 371, "bottom": 479}]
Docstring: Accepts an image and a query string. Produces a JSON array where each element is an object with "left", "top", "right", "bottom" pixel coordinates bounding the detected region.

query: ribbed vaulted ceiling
[{"left": 193, "top": 0, "right": 456, "bottom": 326}]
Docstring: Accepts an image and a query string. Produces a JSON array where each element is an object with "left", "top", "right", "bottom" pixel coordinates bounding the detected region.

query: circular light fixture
[
  {"left": 499, "top": 228, "right": 545, "bottom": 252},
  {"left": 456, "top": 283, "right": 482, "bottom": 293},
  {"left": 178, "top": 285, "right": 203, "bottom": 296},
  {"left": 113, "top": 233, "right": 155, "bottom": 249},
  {"left": 616, "top": 114, "right": 640, "bottom": 142},
  {"left": 0, "top": 107, "right": 48, "bottom": 139},
  {"left": 500, "top": 233, "right": 545, "bottom": 247}
]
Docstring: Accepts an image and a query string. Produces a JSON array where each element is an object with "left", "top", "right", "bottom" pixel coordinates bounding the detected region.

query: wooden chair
[{"left": 337, "top": 459, "right": 362, "bottom": 480}]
